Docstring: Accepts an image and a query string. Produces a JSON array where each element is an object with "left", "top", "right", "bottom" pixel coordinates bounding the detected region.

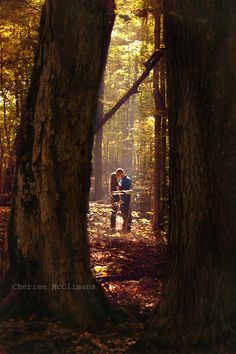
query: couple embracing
[{"left": 109, "top": 168, "right": 132, "bottom": 232}]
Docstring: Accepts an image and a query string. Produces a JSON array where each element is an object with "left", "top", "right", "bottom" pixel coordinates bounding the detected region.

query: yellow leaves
[
  {"left": 0, "top": 0, "right": 42, "bottom": 169},
  {"left": 93, "top": 265, "right": 105, "bottom": 272},
  {"left": 93, "top": 265, "right": 108, "bottom": 277},
  {"left": 139, "top": 218, "right": 150, "bottom": 225},
  {"left": 146, "top": 211, "right": 153, "bottom": 216},
  {"left": 0, "top": 26, "right": 12, "bottom": 40},
  {"left": 31, "top": 0, "right": 44, "bottom": 7}
]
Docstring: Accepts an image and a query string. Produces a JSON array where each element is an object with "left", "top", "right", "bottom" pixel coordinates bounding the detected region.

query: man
[{"left": 115, "top": 168, "right": 132, "bottom": 232}]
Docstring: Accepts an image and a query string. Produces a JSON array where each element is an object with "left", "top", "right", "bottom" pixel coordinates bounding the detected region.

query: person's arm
[{"left": 121, "top": 177, "right": 131, "bottom": 190}]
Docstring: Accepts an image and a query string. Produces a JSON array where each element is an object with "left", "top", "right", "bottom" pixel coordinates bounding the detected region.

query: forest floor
[{"left": 0, "top": 203, "right": 166, "bottom": 353}]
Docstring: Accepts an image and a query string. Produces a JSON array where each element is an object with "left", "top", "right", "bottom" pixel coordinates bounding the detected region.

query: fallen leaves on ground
[
  {"left": 0, "top": 316, "right": 142, "bottom": 353},
  {"left": 0, "top": 203, "right": 167, "bottom": 353},
  {"left": 88, "top": 202, "right": 166, "bottom": 313}
]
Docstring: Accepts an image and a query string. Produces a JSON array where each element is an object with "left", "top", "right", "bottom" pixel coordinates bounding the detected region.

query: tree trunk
[
  {"left": 0, "top": 134, "right": 4, "bottom": 194},
  {"left": 127, "top": 59, "right": 138, "bottom": 176},
  {"left": 2, "top": 0, "right": 115, "bottom": 326},
  {"left": 94, "top": 81, "right": 104, "bottom": 200},
  {"left": 159, "top": 15, "right": 168, "bottom": 233},
  {"left": 0, "top": 164, "right": 3, "bottom": 195},
  {"left": 152, "top": 11, "right": 163, "bottom": 237},
  {"left": 94, "top": 129, "right": 103, "bottom": 200},
  {"left": 131, "top": 0, "right": 236, "bottom": 352}
]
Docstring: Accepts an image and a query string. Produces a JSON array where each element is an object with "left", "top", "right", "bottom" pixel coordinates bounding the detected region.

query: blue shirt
[{"left": 120, "top": 176, "right": 132, "bottom": 190}]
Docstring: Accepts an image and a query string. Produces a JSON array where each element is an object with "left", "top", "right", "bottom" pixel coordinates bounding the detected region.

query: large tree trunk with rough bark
[
  {"left": 131, "top": 1, "right": 236, "bottom": 353},
  {"left": 1, "top": 0, "right": 115, "bottom": 326}
]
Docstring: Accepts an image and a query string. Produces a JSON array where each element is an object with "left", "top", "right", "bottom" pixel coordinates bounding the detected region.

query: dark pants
[
  {"left": 121, "top": 194, "right": 132, "bottom": 230},
  {"left": 110, "top": 195, "right": 119, "bottom": 228}
]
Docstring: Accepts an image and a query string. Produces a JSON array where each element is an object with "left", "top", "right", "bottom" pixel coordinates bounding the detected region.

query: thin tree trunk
[
  {"left": 14, "top": 75, "right": 20, "bottom": 121},
  {"left": 94, "top": 81, "right": 104, "bottom": 200},
  {"left": 94, "top": 129, "right": 103, "bottom": 200},
  {"left": 2, "top": 0, "right": 115, "bottom": 326},
  {"left": 160, "top": 114, "right": 167, "bottom": 223},
  {"left": 3, "top": 98, "right": 10, "bottom": 157},
  {"left": 0, "top": 129, "right": 4, "bottom": 195},
  {"left": 159, "top": 14, "right": 168, "bottom": 231},
  {"left": 128, "top": 60, "right": 138, "bottom": 175},
  {"left": 152, "top": 11, "right": 162, "bottom": 237},
  {"left": 0, "top": 160, "right": 3, "bottom": 195}
]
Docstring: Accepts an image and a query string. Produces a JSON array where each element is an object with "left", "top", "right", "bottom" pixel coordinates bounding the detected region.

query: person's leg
[
  {"left": 110, "top": 196, "right": 118, "bottom": 228},
  {"left": 121, "top": 195, "right": 131, "bottom": 231},
  {"left": 127, "top": 205, "right": 132, "bottom": 231}
]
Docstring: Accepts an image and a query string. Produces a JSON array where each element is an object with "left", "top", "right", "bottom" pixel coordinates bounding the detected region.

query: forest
[{"left": 0, "top": 0, "right": 235, "bottom": 353}]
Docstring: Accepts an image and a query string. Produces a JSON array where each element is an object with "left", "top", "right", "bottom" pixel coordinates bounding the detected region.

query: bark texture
[
  {"left": 3, "top": 0, "right": 115, "bottom": 326},
  {"left": 131, "top": 0, "right": 236, "bottom": 353},
  {"left": 94, "top": 81, "right": 104, "bottom": 200}
]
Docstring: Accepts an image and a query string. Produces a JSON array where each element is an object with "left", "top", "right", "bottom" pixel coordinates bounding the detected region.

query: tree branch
[
  {"left": 94, "top": 48, "right": 166, "bottom": 132},
  {"left": 18, "top": 0, "right": 41, "bottom": 12}
]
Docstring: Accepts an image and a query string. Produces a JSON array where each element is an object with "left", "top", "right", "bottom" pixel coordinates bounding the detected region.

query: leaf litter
[{"left": 0, "top": 203, "right": 167, "bottom": 353}]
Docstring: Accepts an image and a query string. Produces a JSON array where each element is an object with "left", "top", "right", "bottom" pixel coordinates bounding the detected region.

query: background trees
[
  {"left": 0, "top": 0, "right": 169, "bottom": 233},
  {"left": 0, "top": 0, "right": 43, "bottom": 194},
  {"left": 92, "top": 0, "right": 169, "bottom": 231}
]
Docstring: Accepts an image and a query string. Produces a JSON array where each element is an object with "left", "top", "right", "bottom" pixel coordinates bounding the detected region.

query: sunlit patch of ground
[{"left": 88, "top": 202, "right": 166, "bottom": 313}]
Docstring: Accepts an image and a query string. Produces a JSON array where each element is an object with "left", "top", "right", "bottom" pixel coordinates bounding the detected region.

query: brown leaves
[
  {"left": 0, "top": 317, "right": 143, "bottom": 353},
  {"left": 0, "top": 203, "right": 167, "bottom": 353},
  {"left": 88, "top": 202, "right": 166, "bottom": 312}
]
